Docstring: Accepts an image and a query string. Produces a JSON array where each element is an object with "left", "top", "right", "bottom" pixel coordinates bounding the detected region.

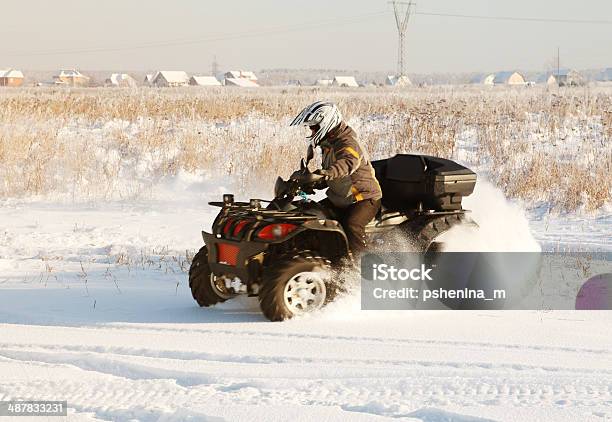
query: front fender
[{"left": 298, "top": 219, "right": 350, "bottom": 259}]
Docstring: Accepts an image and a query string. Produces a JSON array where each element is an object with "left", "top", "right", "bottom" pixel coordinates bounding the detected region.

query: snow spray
[{"left": 441, "top": 180, "right": 541, "bottom": 252}]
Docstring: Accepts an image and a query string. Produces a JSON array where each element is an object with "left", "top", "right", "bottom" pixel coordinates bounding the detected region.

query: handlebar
[
  {"left": 273, "top": 168, "right": 326, "bottom": 202},
  {"left": 290, "top": 170, "right": 325, "bottom": 186}
]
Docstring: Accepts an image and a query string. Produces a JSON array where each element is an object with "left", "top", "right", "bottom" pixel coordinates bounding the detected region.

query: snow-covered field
[
  {"left": 1, "top": 175, "right": 610, "bottom": 421},
  {"left": 1, "top": 87, "right": 610, "bottom": 421}
]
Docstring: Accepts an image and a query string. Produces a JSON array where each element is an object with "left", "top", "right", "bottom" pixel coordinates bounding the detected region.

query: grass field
[{"left": 0, "top": 85, "right": 610, "bottom": 212}]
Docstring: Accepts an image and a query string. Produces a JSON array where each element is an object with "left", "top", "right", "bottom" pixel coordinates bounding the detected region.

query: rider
[{"left": 290, "top": 101, "right": 382, "bottom": 254}]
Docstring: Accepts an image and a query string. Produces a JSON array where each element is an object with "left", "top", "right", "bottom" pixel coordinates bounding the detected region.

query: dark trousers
[{"left": 322, "top": 198, "right": 381, "bottom": 254}]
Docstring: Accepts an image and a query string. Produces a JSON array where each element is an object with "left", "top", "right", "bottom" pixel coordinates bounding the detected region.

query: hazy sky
[{"left": 1, "top": 0, "right": 611, "bottom": 73}]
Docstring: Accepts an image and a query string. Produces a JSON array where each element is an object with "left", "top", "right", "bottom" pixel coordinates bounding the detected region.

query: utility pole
[
  {"left": 389, "top": 0, "right": 415, "bottom": 77},
  {"left": 212, "top": 55, "right": 219, "bottom": 77}
]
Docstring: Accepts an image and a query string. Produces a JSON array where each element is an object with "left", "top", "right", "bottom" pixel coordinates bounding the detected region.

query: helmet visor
[{"left": 304, "top": 125, "right": 317, "bottom": 141}]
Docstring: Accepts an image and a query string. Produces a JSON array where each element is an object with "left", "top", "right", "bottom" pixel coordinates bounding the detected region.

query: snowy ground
[
  {"left": 1, "top": 87, "right": 610, "bottom": 421},
  {"left": 1, "top": 173, "right": 610, "bottom": 421}
]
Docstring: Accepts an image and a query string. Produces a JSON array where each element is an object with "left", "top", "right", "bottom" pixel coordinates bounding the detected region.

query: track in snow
[
  {"left": 0, "top": 186, "right": 610, "bottom": 421},
  {"left": 1, "top": 293, "right": 611, "bottom": 422}
]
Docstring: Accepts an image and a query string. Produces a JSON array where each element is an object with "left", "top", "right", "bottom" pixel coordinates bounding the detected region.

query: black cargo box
[{"left": 372, "top": 154, "right": 476, "bottom": 211}]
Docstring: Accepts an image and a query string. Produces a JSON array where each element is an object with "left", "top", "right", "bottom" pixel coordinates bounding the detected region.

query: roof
[
  {"left": 153, "top": 71, "right": 189, "bottom": 84},
  {"left": 144, "top": 74, "right": 153, "bottom": 82},
  {"left": 239, "top": 71, "right": 257, "bottom": 80},
  {"left": 190, "top": 76, "right": 221, "bottom": 86},
  {"left": 493, "top": 71, "right": 525, "bottom": 84},
  {"left": 552, "top": 68, "right": 572, "bottom": 77},
  {"left": 538, "top": 69, "right": 583, "bottom": 83},
  {"left": 332, "top": 76, "right": 359, "bottom": 87},
  {"left": 469, "top": 74, "right": 484, "bottom": 84},
  {"left": 470, "top": 73, "right": 494, "bottom": 84},
  {"left": 493, "top": 71, "right": 514, "bottom": 83},
  {"left": 536, "top": 73, "right": 556, "bottom": 83},
  {"left": 386, "top": 75, "right": 412, "bottom": 86},
  {"left": 315, "top": 79, "right": 332, "bottom": 86},
  {"left": 224, "top": 70, "right": 257, "bottom": 80},
  {"left": 597, "top": 68, "right": 612, "bottom": 81},
  {"left": 107, "top": 73, "right": 136, "bottom": 86},
  {"left": 225, "top": 77, "right": 259, "bottom": 87},
  {"left": 57, "top": 69, "right": 87, "bottom": 78},
  {"left": 0, "top": 69, "right": 24, "bottom": 78}
]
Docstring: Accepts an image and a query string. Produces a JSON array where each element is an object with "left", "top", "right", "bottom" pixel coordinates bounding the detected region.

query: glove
[
  {"left": 313, "top": 169, "right": 330, "bottom": 180},
  {"left": 312, "top": 169, "right": 329, "bottom": 190}
]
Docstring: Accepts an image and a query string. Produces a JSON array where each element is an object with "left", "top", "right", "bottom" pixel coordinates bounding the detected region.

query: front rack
[{"left": 208, "top": 201, "right": 318, "bottom": 221}]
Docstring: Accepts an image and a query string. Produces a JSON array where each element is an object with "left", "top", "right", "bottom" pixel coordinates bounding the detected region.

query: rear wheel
[
  {"left": 403, "top": 213, "right": 478, "bottom": 252},
  {"left": 259, "top": 252, "right": 334, "bottom": 321},
  {"left": 189, "top": 246, "right": 233, "bottom": 307}
]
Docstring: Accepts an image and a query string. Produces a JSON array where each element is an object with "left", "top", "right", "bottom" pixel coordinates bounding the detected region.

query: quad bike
[{"left": 189, "top": 145, "right": 477, "bottom": 321}]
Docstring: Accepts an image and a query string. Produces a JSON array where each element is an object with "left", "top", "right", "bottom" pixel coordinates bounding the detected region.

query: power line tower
[{"left": 389, "top": 0, "right": 415, "bottom": 77}]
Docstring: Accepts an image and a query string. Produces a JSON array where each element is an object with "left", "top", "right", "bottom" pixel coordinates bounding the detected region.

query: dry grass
[{"left": 0, "top": 85, "right": 610, "bottom": 212}]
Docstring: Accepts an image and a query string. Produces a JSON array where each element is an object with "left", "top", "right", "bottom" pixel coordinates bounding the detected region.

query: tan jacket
[{"left": 320, "top": 122, "right": 382, "bottom": 208}]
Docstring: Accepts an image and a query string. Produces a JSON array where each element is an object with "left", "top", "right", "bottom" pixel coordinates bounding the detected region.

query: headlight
[{"left": 257, "top": 223, "right": 297, "bottom": 240}]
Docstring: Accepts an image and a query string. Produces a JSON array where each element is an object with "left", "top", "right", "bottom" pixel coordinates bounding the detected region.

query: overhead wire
[
  {"left": 2, "top": 11, "right": 388, "bottom": 57},
  {"left": 3, "top": 9, "right": 611, "bottom": 58},
  {"left": 415, "top": 11, "right": 612, "bottom": 25}
]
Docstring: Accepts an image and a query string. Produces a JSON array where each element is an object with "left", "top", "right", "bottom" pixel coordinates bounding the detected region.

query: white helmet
[{"left": 290, "top": 101, "right": 342, "bottom": 146}]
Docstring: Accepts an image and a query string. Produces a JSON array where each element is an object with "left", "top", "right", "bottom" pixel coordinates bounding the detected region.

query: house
[
  {"left": 469, "top": 74, "right": 483, "bottom": 84},
  {"left": 492, "top": 71, "right": 525, "bottom": 85},
  {"left": 144, "top": 74, "right": 154, "bottom": 86},
  {"left": 151, "top": 71, "right": 189, "bottom": 87},
  {"left": 315, "top": 79, "right": 332, "bottom": 87},
  {"left": 483, "top": 74, "right": 496, "bottom": 85},
  {"left": 189, "top": 75, "right": 221, "bottom": 86},
  {"left": 536, "top": 73, "right": 558, "bottom": 85},
  {"left": 223, "top": 70, "right": 259, "bottom": 86},
  {"left": 332, "top": 76, "right": 359, "bottom": 88},
  {"left": 386, "top": 75, "right": 412, "bottom": 87},
  {"left": 225, "top": 77, "right": 259, "bottom": 88},
  {"left": 105, "top": 73, "right": 137, "bottom": 87},
  {"left": 54, "top": 69, "right": 90, "bottom": 87},
  {"left": 538, "top": 69, "right": 585, "bottom": 86},
  {"left": 224, "top": 70, "right": 257, "bottom": 82},
  {"left": 0, "top": 69, "right": 24, "bottom": 87},
  {"left": 597, "top": 68, "right": 612, "bottom": 82},
  {"left": 470, "top": 73, "right": 495, "bottom": 85},
  {"left": 553, "top": 69, "right": 585, "bottom": 86}
]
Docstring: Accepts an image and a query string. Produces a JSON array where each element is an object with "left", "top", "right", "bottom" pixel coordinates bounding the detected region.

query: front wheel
[{"left": 259, "top": 252, "right": 334, "bottom": 321}]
